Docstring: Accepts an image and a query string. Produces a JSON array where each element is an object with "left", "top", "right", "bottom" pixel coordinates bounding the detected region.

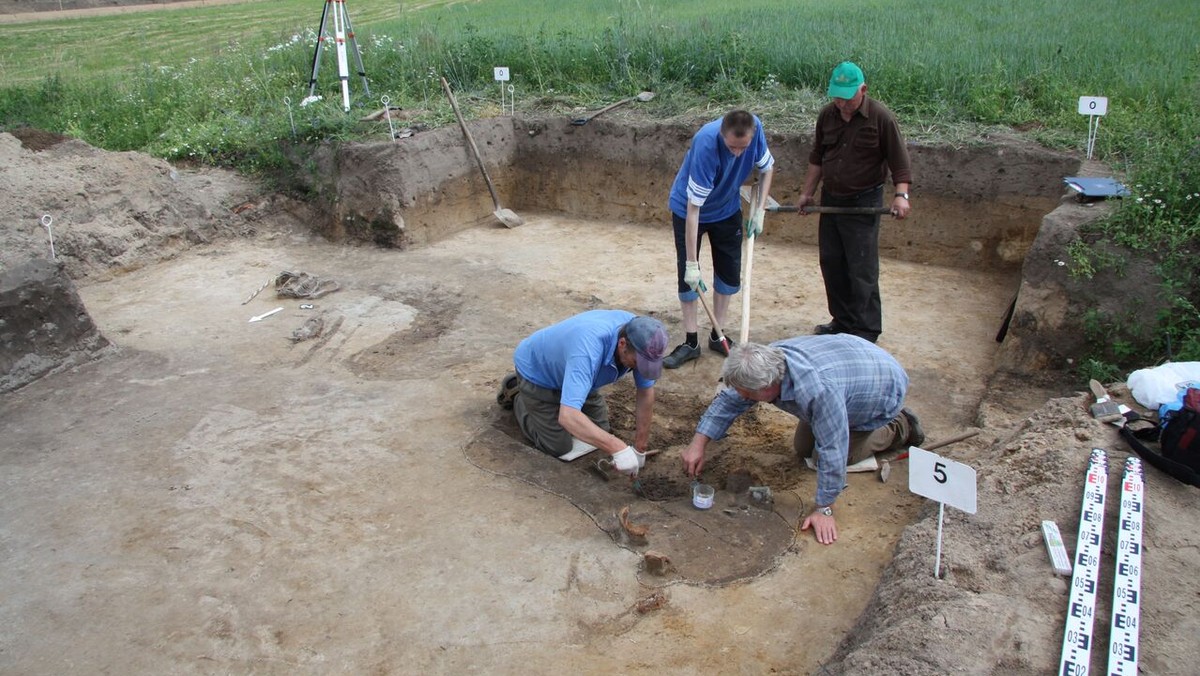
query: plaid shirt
[{"left": 695, "top": 335, "right": 908, "bottom": 506}]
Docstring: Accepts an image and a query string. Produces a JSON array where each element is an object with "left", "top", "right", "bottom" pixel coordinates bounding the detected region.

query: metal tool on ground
[
  {"left": 306, "top": 0, "right": 370, "bottom": 112},
  {"left": 589, "top": 449, "right": 661, "bottom": 484},
  {"left": 754, "top": 191, "right": 892, "bottom": 216},
  {"left": 880, "top": 429, "right": 981, "bottom": 483},
  {"left": 571, "top": 91, "right": 656, "bottom": 125},
  {"left": 440, "top": 76, "right": 525, "bottom": 228},
  {"left": 249, "top": 307, "right": 284, "bottom": 323},
  {"left": 1089, "top": 379, "right": 1124, "bottom": 423}
]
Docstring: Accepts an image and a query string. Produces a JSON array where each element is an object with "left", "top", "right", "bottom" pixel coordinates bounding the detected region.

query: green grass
[{"left": 1, "top": 0, "right": 1197, "bottom": 369}]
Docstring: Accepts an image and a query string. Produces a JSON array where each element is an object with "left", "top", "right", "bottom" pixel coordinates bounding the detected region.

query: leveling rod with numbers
[
  {"left": 1108, "top": 457, "right": 1143, "bottom": 675},
  {"left": 1057, "top": 451, "right": 1147, "bottom": 676},
  {"left": 1059, "top": 449, "right": 1108, "bottom": 676}
]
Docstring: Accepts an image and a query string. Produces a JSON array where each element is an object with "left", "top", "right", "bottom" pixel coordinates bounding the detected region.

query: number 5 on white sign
[{"left": 908, "top": 446, "right": 978, "bottom": 578}]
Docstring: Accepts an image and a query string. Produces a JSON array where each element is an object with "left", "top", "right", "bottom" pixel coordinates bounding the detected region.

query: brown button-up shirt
[{"left": 807, "top": 96, "right": 912, "bottom": 197}]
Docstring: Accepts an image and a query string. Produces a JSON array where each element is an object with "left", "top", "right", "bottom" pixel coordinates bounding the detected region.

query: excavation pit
[{"left": 10, "top": 122, "right": 1196, "bottom": 674}]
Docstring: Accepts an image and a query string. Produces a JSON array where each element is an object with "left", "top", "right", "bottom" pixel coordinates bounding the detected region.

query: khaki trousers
[
  {"left": 512, "top": 375, "right": 610, "bottom": 457},
  {"left": 792, "top": 412, "right": 912, "bottom": 465}
]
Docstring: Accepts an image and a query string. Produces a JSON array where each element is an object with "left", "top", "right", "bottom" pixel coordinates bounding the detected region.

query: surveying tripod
[{"left": 306, "top": 0, "right": 370, "bottom": 112}]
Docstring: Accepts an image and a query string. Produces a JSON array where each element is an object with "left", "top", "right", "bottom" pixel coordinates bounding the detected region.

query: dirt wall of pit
[
  {"left": 301, "top": 117, "right": 1075, "bottom": 273},
  {"left": 293, "top": 115, "right": 1144, "bottom": 375}
]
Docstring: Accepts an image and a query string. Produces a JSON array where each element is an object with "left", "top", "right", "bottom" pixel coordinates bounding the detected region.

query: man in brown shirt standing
[{"left": 795, "top": 61, "right": 912, "bottom": 343}]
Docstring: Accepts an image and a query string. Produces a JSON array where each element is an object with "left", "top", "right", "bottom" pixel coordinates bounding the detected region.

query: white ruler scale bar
[
  {"left": 1108, "top": 457, "right": 1144, "bottom": 675},
  {"left": 1060, "top": 449, "right": 1108, "bottom": 676}
]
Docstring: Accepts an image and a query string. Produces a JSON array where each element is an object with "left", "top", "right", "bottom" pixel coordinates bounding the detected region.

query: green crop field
[{"left": 1, "top": 0, "right": 1197, "bottom": 369}]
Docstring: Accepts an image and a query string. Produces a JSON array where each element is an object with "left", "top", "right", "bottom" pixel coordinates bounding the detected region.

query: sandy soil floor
[{"left": 3, "top": 133, "right": 1198, "bottom": 674}]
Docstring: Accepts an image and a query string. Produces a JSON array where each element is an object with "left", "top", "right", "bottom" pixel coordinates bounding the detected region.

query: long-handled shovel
[
  {"left": 746, "top": 189, "right": 893, "bottom": 216},
  {"left": 440, "top": 77, "right": 524, "bottom": 228},
  {"left": 739, "top": 181, "right": 761, "bottom": 343},
  {"left": 694, "top": 286, "right": 730, "bottom": 355},
  {"left": 695, "top": 286, "right": 734, "bottom": 396},
  {"left": 571, "top": 91, "right": 656, "bottom": 125}
]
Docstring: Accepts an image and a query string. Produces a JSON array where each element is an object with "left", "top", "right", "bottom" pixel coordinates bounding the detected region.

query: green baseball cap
[{"left": 827, "top": 61, "right": 864, "bottom": 99}]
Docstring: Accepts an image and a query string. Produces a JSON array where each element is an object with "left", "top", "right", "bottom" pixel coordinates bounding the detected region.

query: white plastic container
[{"left": 692, "top": 483, "right": 715, "bottom": 510}]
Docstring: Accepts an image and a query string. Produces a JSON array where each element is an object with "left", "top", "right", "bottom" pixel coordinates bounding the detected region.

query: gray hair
[{"left": 721, "top": 342, "right": 785, "bottom": 390}]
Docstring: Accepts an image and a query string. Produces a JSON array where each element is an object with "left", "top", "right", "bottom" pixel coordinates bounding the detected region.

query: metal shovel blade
[{"left": 495, "top": 207, "right": 524, "bottom": 228}]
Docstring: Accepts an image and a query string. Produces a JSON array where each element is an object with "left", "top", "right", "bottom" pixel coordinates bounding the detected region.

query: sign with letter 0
[
  {"left": 1077, "top": 96, "right": 1108, "bottom": 116},
  {"left": 494, "top": 67, "right": 510, "bottom": 82},
  {"left": 908, "top": 446, "right": 977, "bottom": 514}
]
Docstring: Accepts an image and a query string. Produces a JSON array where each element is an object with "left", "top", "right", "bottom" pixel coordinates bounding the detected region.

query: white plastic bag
[{"left": 1127, "top": 362, "right": 1200, "bottom": 409}]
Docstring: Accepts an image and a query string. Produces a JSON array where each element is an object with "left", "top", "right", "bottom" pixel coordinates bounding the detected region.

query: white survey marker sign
[
  {"left": 494, "top": 67, "right": 510, "bottom": 82},
  {"left": 1078, "top": 96, "right": 1108, "bottom": 116},
  {"left": 908, "top": 446, "right": 978, "bottom": 514}
]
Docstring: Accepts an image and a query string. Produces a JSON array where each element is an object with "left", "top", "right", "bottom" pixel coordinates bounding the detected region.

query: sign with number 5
[{"left": 908, "top": 446, "right": 977, "bottom": 514}]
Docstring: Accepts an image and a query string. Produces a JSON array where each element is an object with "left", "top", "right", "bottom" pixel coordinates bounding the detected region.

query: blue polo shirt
[
  {"left": 668, "top": 115, "right": 774, "bottom": 222},
  {"left": 695, "top": 334, "right": 907, "bottom": 506},
  {"left": 513, "top": 310, "right": 656, "bottom": 410}
]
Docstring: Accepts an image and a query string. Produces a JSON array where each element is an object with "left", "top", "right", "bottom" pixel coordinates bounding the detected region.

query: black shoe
[
  {"left": 814, "top": 322, "right": 839, "bottom": 335},
  {"left": 496, "top": 373, "right": 519, "bottom": 410},
  {"left": 902, "top": 408, "right": 925, "bottom": 447},
  {"left": 663, "top": 342, "right": 701, "bottom": 369},
  {"left": 708, "top": 334, "right": 735, "bottom": 356}
]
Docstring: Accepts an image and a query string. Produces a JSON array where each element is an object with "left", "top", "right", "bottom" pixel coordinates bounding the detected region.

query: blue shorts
[{"left": 671, "top": 211, "right": 743, "bottom": 301}]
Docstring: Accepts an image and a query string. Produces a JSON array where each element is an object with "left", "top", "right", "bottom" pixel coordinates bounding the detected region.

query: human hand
[
  {"left": 635, "top": 448, "right": 646, "bottom": 471},
  {"left": 891, "top": 195, "right": 910, "bottom": 219},
  {"left": 800, "top": 509, "right": 838, "bottom": 545},
  {"left": 795, "top": 194, "right": 815, "bottom": 216},
  {"left": 612, "top": 445, "right": 641, "bottom": 476},
  {"left": 680, "top": 443, "right": 706, "bottom": 477},
  {"left": 745, "top": 207, "right": 765, "bottom": 237},
  {"left": 684, "top": 261, "right": 706, "bottom": 292}
]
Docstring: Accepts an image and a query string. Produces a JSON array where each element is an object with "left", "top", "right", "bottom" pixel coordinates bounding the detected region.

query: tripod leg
[
  {"left": 307, "top": 0, "right": 333, "bottom": 98},
  {"left": 341, "top": 3, "right": 370, "bottom": 97},
  {"left": 332, "top": 0, "right": 351, "bottom": 111}
]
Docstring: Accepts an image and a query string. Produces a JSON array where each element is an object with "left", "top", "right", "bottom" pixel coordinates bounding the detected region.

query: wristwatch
[
  {"left": 895, "top": 192, "right": 910, "bottom": 200},
  {"left": 815, "top": 506, "right": 833, "bottom": 517}
]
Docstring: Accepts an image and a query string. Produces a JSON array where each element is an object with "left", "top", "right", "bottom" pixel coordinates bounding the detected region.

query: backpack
[{"left": 1119, "top": 386, "right": 1200, "bottom": 487}]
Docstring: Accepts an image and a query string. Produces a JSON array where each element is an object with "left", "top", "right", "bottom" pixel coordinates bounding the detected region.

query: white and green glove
[
  {"left": 684, "top": 261, "right": 706, "bottom": 292},
  {"left": 612, "top": 446, "right": 641, "bottom": 476},
  {"left": 746, "top": 207, "right": 765, "bottom": 237}
]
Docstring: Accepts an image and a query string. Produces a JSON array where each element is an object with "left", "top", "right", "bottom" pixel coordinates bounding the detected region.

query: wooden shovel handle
[{"left": 440, "top": 77, "right": 502, "bottom": 210}]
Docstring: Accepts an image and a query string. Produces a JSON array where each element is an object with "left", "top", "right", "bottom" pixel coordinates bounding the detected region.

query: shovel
[
  {"left": 743, "top": 188, "right": 893, "bottom": 216},
  {"left": 739, "top": 179, "right": 763, "bottom": 343},
  {"left": 571, "top": 91, "right": 656, "bottom": 125},
  {"left": 440, "top": 77, "right": 524, "bottom": 228}
]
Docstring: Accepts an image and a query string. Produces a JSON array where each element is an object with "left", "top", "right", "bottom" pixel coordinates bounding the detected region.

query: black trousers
[{"left": 818, "top": 185, "right": 883, "bottom": 342}]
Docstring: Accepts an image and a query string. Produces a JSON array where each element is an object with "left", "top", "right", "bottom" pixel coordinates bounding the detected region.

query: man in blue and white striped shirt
[
  {"left": 681, "top": 335, "right": 923, "bottom": 545},
  {"left": 663, "top": 110, "right": 774, "bottom": 369}
]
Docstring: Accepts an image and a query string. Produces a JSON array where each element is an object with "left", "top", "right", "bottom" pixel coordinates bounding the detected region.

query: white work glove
[
  {"left": 636, "top": 449, "right": 647, "bottom": 470},
  {"left": 747, "top": 207, "right": 765, "bottom": 237},
  {"left": 683, "top": 260, "right": 705, "bottom": 292},
  {"left": 612, "top": 446, "right": 641, "bottom": 476}
]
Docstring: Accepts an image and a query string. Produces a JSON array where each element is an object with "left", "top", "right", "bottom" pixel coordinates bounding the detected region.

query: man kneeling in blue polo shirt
[{"left": 497, "top": 310, "right": 668, "bottom": 476}]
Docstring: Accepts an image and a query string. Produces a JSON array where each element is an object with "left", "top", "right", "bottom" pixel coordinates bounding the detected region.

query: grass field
[{"left": 1, "top": 0, "right": 1197, "bottom": 367}]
